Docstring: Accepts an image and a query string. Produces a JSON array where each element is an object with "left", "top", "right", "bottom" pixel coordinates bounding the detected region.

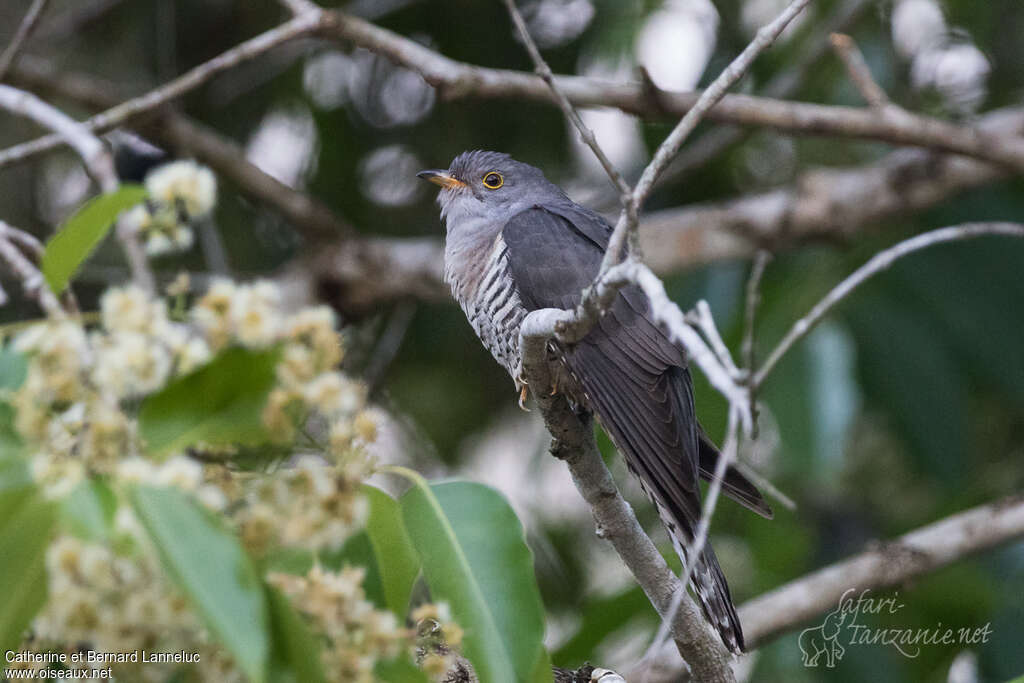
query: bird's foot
[{"left": 518, "top": 383, "right": 530, "bottom": 412}]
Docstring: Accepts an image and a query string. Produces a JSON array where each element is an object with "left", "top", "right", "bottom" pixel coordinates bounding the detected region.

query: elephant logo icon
[{"left": 799, "top": 607, "right": 847, "bottom": 668}]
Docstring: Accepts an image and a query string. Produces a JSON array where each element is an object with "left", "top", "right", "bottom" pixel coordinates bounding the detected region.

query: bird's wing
[
  {"left": 503, "top": 205, "right": 747, "bottom": 651},
  {"left": 503, "top": 205, "right": 772, "bottom": 516}
]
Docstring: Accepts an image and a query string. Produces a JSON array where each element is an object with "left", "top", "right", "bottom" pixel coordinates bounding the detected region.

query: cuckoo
[{"left": 418, "top": 150, "right": 772, "bottom": 654}]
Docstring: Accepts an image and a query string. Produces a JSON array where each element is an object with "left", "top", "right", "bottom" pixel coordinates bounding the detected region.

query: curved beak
[{"left": 417, "top": 169, "right": 465, "bottom": 189}]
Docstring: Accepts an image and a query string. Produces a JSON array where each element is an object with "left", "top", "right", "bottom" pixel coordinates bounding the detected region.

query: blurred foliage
[{"left": 1, "top": 0, "right": 1023, "bottom": 680}]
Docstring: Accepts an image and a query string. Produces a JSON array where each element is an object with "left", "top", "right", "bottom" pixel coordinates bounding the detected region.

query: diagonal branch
[
  {"left": 0, "top": 9, "right": 324, "bottom": 169},
  {"left": 740, "top": 494, "right": 1024, "bottom": 648},
  {"left": 829, "top": 32, "right": 890, "bottom": 108},
  {"left": 501, "top": 0, "right": 630, "bottom": 199},
  {"left": 0, "top": 220, "right": 62, "bottom": 316},
  {"left": 0, "top": 0, "right": 49, "bottom": 81},
  {"left": 639, "top": 494, "right": 1024, "bottom": 680}
]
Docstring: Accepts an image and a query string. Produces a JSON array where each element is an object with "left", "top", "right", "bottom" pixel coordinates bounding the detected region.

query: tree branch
[
  {"left": 0, "top": 83, "right": 154, "bottom": 291},
  {"left": 0, "top": 9, "right": 324, "bottom": 169},
  {"left": 0, "top": 0, "right": 49, "bottom": 81},
  {"left": 640, "top": 105, "right": 1024, "bottom": 273},
  {"left": 5, "top": 9, "right": 1024, "bottom": 175},
  {"left": 311, "top": 11, "right": 1024, "bottom": 174},
  {"left": 743, "top": 495, "right": 1024, "bottom": 647},
  {"left": 0, "top": 83, "right": 115, "bottom": 191},
  {"left": 0, "top": 220, "right": 61, "bottom": 316},
  {"left": 829, "top": 33, "right": 890, "bottom": 108},
  {"left": 637, "top": 495, "right": 1024, "bottom": 679}
]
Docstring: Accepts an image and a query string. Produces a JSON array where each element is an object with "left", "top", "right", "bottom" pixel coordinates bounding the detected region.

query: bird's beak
[{"left": 417, "top": 169, "right": 465, "bottom": 189}]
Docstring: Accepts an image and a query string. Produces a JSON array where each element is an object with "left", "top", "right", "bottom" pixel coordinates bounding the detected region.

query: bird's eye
[{"left": 482, "top": 172, "right": 503, "bottom": 189}]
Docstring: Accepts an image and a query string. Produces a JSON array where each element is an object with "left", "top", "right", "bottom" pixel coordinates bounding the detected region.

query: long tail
[
  {"left": 655, "top": 496, "right": 745, "bottom": 654},
  {"left": 565, "top": 340, "right": 746, "bottom": 653}
]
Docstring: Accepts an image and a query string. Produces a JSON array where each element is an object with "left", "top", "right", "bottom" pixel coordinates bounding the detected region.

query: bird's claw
[{"left": 518, "top": 383, "right": 530, "bottom": 412}]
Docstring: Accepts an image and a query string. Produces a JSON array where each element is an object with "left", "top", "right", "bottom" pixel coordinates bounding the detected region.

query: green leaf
[
  {"left": 41, "top": 185, "right": 147, "bottom": 294},
  {"left": 363, "top": 484, "right": 419, "bottom": 618},
  {"left": 397, "top": 472, "right": 549, "bottom": 683},
  {"left": 0, "top": 493, "right": 57, "bottom": 654},
  {"left": 0, "top": 345, "right": 27, "bottom": 391},
  {"left": 373, "top": 655, "right": 430, "bottom": 683},
  {"left": 61, "top": 478, "right": 117, "bottom": 541},
  {"left": 0, "top": 403, "right": 24, "bottom": 460},
  {"left": 265, "top": 585, "right": 326, "bottom": 683},
  {"left": 131, "top": 485, "right": 269, "bottom": 682},
  {"left": 0, "top": 454, "right": 33, "bottom": 521},
  {"left": 325, "top": 531, "right": 386, "bottom": 607},
  {"left": 138, "top": 346, "right": 280, "bottom": 455}
]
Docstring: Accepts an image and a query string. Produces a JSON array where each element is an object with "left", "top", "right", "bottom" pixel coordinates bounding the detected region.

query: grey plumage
[{"left": 420, "top": 150, "right": 771, "bottom": 654}]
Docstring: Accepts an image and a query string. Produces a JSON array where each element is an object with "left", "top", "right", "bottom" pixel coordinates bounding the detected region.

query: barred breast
[{"left": 445, "top": 233, "right": 528, "bottom": 380}]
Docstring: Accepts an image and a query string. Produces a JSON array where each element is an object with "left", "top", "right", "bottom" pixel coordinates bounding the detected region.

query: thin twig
[
  {"left": 645, "top": 0, "right": 870, "bottom": 190},
  {"left": 0, "top": 221, "right": 62, "bottom": 316},
  {"left": 829, "top": 32, "right": 890, "bottom": 108},
  {"left": 0, "top": 10, "right": 324, "bottom": 169},
  {"left": 741, "top": 250, "right": 771, "bottom": 374},
  {"left": 0, "top": 0, "right": 49, "bottom": 82},
  {"left": 0, "top": 222, "right": 79, "bottom": 314},
  {"left": 601, "top": 0, "right": 812, "bottom": 272},
  {"left": 690, "top": 300, "right": 743, "bottom": 380},
  {"left": 501, "top": 0, "right": 631, "bottom": 199},
  {"left": 277, "top": 0, "right": 321, "bottom": 16},
  {"left": 755, "top": 222, "right": 1024, "bottom": 387}
]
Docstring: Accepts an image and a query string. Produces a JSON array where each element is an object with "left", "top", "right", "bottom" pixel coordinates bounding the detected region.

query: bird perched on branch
[{"left": 418, "top": 150, "right": 772, "bottom": 654}]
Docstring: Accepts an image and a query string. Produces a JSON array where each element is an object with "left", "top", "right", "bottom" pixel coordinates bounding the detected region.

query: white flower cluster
[
  {"left": 891, "top": 0, "right": 990, "bottom": 114},
  {"left": 123, "top": 160, "right": 217, "bottom": 257},
  {"left": 270, "top": 566, "right": 407, "bottom": 683},
  {"left": 12, "top": 287, "right": 210, "bottom": 496},
  {"left": 8, "top": 279, "right": 402, "bottom": 680},
  {"left": 27, "top": 534, "right": 220, "bottom": 681}
]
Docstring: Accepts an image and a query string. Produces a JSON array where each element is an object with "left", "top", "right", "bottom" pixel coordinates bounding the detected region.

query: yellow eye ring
[{"left": 482, "top": 172, "right": 503, "bottom": 189}]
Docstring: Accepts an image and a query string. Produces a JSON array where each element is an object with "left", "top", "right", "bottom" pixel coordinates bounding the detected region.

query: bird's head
[{"left": 418, "top": 150, "right": 565, "bottom": 228}]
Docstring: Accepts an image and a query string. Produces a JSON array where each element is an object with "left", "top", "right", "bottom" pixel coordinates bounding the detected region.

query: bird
[{"left": 418, "top": 150, "right": 772, "bottom": 654}]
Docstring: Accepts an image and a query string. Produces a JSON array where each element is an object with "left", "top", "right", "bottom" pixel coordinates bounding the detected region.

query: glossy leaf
[
  {"left": 0, "top": 494, "right": 57, "bottom": 654},
  {"left": 363, "top": 484, "right": 419, "bottom": 618},
  {"left": 0, "top": 455, "right": 33, "bottom": 521},
  {"left": 41, "top": 185, "right": 147, "bottom": 294},
  {"left": 266, "top": 584, "right": 326, "bottom": 683},
  {"left": 0, "top": 346, "right": 27, "bottom": 391},
  {"left": 131, "top": 485, "right": 269, "bottom": 682},
  {"left": 61, "top": 478, "right": 117, "bottom": 541},
  {"left": 138, "top": 346, "right": 280, "bottom": 455},
  {"left": 398, "top": 472, "right": 549, "bottom": 683}
]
